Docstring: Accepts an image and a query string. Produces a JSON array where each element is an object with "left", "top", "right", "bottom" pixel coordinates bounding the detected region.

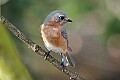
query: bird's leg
[
  {"left": 60, "top": 53, "right": 65, "bottom": 71},
  {"left": 44, "top": 51, "right": 51, "bottom": 60}
]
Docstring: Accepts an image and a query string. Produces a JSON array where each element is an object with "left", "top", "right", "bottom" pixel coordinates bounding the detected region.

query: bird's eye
[{"left": 59, "top": 15, "right": 64, "bottom": 20}]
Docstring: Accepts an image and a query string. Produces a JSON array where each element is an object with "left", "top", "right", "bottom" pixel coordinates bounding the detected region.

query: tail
[
  {"left": 62, "top": 51, "right": 75, "bottom": 67},
  {"left": 66, "top": 51, "right": 75, "bottom": 67}
]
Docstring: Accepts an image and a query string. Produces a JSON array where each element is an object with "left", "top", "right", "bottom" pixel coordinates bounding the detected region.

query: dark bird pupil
[{"left": 60, "top": 16, "right": 64, "bottom": 20}]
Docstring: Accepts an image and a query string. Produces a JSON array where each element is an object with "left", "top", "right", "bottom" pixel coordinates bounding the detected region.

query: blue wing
[
  {"left": 61, "top": 28, "right": 68, "bottom": 43},
  {"left": 61, "top": 28, "right": 74, "bottom": 67},
  {"left": 61, "top": 28, "right": 72, "bottom": 52}
]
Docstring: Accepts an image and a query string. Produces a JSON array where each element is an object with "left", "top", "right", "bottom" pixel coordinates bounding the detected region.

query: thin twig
[{"left": 0, "top": 16, "right": 85, "bottom": 80}]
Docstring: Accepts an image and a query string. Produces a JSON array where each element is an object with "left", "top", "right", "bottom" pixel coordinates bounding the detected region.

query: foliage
[{"left": 0, "top": 23, "right": 32, "bottom": 80}]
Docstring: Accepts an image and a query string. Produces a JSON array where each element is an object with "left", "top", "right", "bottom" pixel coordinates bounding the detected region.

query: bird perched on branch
[{"left": 40, "top": 10, "right": 75, "bottom": 67}]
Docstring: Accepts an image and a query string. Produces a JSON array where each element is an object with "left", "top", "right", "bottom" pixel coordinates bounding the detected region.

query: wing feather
[{"left": 61, "top": 28, "right": 72, "bottom": 52}]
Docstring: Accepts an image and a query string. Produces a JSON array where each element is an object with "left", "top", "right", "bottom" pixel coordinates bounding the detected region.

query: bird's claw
[
  {"left": 60, "top": 62, "right": 66, "bottom": 72},
  {"left": 44, "top": 51, "right": 50, "bottom": 60}
]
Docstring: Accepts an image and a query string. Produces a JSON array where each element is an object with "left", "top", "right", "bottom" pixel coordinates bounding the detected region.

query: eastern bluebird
[{"left": 40, "top": 10, "right": 75, "bottom": 67}]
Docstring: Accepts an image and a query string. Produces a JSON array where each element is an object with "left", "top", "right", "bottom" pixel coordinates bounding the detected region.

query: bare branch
[{"left": 0, "top": 16, "right": 85, "bottom": 80}]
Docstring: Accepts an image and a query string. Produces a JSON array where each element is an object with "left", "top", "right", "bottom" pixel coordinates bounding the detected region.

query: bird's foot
[
  {"left": 44, "top": 51, "right": 50, "bottom": 60},
  {"left": 60, "top": 62, "right": 66, "bottom": 72}
]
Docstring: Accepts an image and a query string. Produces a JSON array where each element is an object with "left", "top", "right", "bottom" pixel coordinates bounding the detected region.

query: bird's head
[{"left": 44, "top": 10, "right": 72, "bottom": 26}]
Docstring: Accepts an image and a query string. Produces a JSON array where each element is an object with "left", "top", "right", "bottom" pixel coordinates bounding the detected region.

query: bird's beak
[{"left": 65, "top": 18, "right": 72, "bottom": 22}]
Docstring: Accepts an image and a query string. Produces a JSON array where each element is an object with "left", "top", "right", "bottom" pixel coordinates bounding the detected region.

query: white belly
[{"left": 45, "top": 41, "right": 63, "bottom": 54}]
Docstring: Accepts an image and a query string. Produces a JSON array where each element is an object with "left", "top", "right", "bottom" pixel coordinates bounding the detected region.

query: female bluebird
[{"left": 40, "top": 10, "right": 75, "bottom": 67}]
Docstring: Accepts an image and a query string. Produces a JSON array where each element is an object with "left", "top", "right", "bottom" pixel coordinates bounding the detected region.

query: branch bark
[{"left": 0, "top": 16, "right": 85, "bottom": 80}]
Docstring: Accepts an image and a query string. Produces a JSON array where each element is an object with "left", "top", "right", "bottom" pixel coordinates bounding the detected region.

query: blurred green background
[{"left": 1, "top": 0, "right": 120, "bottom": 80}]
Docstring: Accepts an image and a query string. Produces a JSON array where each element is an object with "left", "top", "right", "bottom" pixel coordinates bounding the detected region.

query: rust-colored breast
[{"left": 41, "top": 24, "right": 67, "bottom": 53}]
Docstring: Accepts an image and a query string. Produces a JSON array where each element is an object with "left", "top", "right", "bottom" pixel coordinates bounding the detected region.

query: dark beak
[{"left": 66, "top": 18, "right": 72, "bottom": 22}]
